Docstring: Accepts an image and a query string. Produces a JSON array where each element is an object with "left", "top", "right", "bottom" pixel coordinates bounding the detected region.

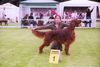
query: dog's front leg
[
  {"left": 65, "top": 40, "right": 74, "bottom": 55},
  {"left": 64, "top": 43, "right": 70, "bottom": 55}
]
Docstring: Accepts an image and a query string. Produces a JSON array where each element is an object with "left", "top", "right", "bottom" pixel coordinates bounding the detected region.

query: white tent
[
  {"left": 0, "top": 5, "right": 3, "bottom": 18},
  {"left": 59, "top": 0, "right": 100, "bottom": 27},
  {"left": 97, "top": 3, "right": 100, "bottom": 19},
  {"left": 20, "top": 0, "right": 58, "bottom": 16},
  {"left": 20, "top": 0, "right": 58, "bottom": 23},
  {"left": 21, "top": 0, "right": 58, "bottom": 3},
  {"left": 0, "top": 3, "right": 19, "bottom": 22}
]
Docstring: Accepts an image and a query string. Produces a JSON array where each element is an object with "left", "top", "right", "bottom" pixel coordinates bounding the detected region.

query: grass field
[
  {"left": 0, "top": 21, "right": 100, "bottom": 28},
  {"left": 0, "top": 28, "right": 100, "bottom": 67}
]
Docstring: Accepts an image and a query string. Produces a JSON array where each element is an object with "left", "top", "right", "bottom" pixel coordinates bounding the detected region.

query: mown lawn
[{"left": 0, "top": 28, "right": 100, "bottom": 67}]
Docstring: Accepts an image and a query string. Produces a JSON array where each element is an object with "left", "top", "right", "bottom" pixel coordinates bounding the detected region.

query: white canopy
[
  {"left": 58, "top": 0, "right": 100, "bottom": 27},
  {"left": 0, "top": 3, "right": 19, "bottom": 22},
  {"left": 1, "top": 3, "right": 18, "bottom": 8},
  {"left": 60, "top": 0, "right": 99, "bottom": 6},
  {"left": 21, "top": 0, "right": 58, "bottom": 3}
]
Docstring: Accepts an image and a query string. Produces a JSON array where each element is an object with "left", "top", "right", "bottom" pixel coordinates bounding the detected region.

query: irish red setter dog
[{"left": 32, "top": 19, "right": 81, "bottom": 55}]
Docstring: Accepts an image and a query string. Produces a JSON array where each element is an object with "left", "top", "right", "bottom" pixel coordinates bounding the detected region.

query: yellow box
[{"left": 49, "top": 49, "right": 60, "bottom": 64}]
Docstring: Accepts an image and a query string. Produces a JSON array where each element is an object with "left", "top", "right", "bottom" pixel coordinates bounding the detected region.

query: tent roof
[
  {"left": 60, "top": 0, "right": 100, "bottom": 6},
  {"left": 1, "top": 3, "right": 18, "bottom": 8},
  {"left": 21, "top": 0, "right": 58, "bottom": 3}
]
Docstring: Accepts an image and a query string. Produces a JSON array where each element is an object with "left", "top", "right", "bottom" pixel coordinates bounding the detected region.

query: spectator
[
  {"left": 29, "top": 13, "right": 34, "bottom": 19},
  {"left": 40, "top": 13, "right": 43, "bottom": 19},
  {"left": 37, "top": 18, "right": 44, "bottom": 26},
  {"left": 83, "top": 7, "right": 94, "bottom": 27},
  {"left": 29, "top": 13, "right": 37, "bottom": 26},
  {"left": 71, "top": 11, "right": 78, "bottom": 19},
  {"left": 21, "top": 14, "right": 29, "bottom": 27},
  {"left": 46, "top": 15, "right": 54, "bottom": 24}
]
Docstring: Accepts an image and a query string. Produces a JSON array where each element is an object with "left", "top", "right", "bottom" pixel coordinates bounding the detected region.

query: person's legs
[
  {"left": 51, "top": 42, "right": 62, "bottom": 51},
  {"left": 83, "top": 21, "right": 88, "bottom": 27},
  {"left": 85, "top": 22, "right": 88, "bottom": 27},
  {"left": 51, "top": 42, "right": 62, "bottom": 61},
  {"left": 89, "top": 20, "right": 91, "bottom": 27},
  {"left": 86, "top": 18, "right": 92, "bottom": 27},
  {"left": 59, "top": 50, "right": 62, "bottom": 62},
  {"left": 32, "top": 21, "right": 37, "bottom": 26}
]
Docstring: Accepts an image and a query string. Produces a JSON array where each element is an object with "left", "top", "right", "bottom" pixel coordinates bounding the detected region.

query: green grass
[
  {"left": 96, "top": 22, "right": 100, "bottom": 28},
  {"left": 0, "top": 28, "right": 100, "bottom": 67},
  {"left": 1, "top": 22, "right": 20, "bottom": 26},
  {"left": 0, "top": 21, "right": 100, "bottom": 28}
]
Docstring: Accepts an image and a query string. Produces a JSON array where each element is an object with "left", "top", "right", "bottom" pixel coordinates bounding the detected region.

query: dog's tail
[{"left": 31, "top": 29, "right": 45, "bottom": 38}]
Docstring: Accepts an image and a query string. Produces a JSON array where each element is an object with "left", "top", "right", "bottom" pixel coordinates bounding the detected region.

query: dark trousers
[
  {"left": 51, "top": 41, "right": 62, "bottom": 51},
  {"left": 83, "top": 20, "right": 92, "bottom": 27}
]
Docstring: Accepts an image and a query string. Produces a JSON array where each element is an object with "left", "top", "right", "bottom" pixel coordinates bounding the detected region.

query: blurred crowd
[{"left": 21, "top": 7, "right": 94, "bottom": 28}]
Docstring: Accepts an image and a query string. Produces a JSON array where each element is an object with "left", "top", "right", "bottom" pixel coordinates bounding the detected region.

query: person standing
[
  {"left": 29, "top": 13, "right": 37, "bottom": 26},
  {"left": 21, "top": 14, "right": 29, "bottom": 27},
  {"left": 33, "top": 15, "right": 68, "bottom": 50},
  {"left": 29, "top": 13, "right": 34, "bottom": 19},
  {"left": 84, "top": 7, "right": 94, "bottom": 27},
  {"left": 33, "top": 15, "right": 69, "bottom": 61}
]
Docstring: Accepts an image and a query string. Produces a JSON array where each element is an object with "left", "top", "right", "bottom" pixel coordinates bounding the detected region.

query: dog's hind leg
[
  {"left": 39, "top": 35, "right": 52, "bottom": 54},
  {"left": 39, "top": 41, "right": 51, "bottom": 54}
]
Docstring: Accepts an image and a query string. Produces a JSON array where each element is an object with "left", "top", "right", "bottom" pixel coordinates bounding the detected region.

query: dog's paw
[
  {"left": 39, "top": 50, "right": 43, "bottom": 54},
  {"left": 66, "top": 53, "right": 70, "bottom": 56}
]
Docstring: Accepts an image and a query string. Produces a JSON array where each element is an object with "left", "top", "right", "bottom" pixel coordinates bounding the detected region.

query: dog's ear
[
  {"left": 75, "top": 20, "right": 81, "bottom": 27},
  {"left": 70, "top": 19, "right": 81, "bottom": 30},
  {"left": 70, "top": 20, "right": 76, "bottom": 30}
]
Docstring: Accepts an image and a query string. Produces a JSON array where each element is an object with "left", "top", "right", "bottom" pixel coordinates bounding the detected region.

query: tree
[{"left": 90, "top": 0, "right": 100, "bottom": 2}]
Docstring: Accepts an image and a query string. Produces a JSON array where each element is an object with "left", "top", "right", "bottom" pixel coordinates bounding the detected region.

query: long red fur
[
  {"left": 31, "top": 19, "right": 81, "bottom": 55},
  {"left": 31, "top": 29, "right": 45, "bottom": 38}
]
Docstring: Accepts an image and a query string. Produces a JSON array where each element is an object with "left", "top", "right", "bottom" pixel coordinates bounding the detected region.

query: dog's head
[
  {"left": 71, "top": 19, "right": 81, "bottom": 27},
  {"left": 69, "top": 19, "right": 81, "bottom": 30}
]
